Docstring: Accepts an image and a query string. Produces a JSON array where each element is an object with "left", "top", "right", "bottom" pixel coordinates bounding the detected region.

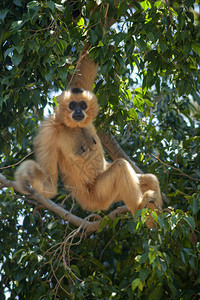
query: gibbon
[{"left": 15, "top": 47, "right": 162, "bottom": 227}]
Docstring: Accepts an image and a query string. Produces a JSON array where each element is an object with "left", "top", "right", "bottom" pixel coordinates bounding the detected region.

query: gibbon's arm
[
  {"left": 33, "top": 120, "right": 59, "bottom": 198},
  {"left": 70, "top": 44, "right": 98, "bottom": 91},
  {"left": 15, "top": 120, "right": 59, "bottom": 199}
]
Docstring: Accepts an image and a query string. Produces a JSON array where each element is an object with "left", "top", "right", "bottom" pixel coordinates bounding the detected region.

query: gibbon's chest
[{"left": 58, "top": 126, "right": 105, "bottom": 183}]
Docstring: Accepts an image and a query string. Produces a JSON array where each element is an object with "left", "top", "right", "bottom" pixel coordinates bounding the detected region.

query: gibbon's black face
[
  {"left": 57, "top": 87, "right": 99, "bottom": 128},
  {"left": 69, "top": 100, "right": 88, "bottom": 121},
  {"left": 69, "top": 88, "right": 88, "bottom": 121}
]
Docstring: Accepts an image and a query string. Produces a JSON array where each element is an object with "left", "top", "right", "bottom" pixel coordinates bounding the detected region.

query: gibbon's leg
[
  {"left": 14, "top": 160, "right": 58, "bottom": 199},
  {"left": 75, "top": 158, "right": 143, "bottom": 214}
]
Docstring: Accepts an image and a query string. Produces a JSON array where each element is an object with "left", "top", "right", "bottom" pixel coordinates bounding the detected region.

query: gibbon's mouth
[{"left": 72, "top": 115, "right": 85, "bottom": 121}]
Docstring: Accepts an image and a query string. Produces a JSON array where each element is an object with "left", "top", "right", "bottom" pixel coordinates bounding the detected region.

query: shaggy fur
[{"left": 15, "top": 49, "right": 162, "bottom": 227}]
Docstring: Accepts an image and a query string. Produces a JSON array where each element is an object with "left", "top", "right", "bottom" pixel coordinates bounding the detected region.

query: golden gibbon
[{"left": 15, "top": 47, "right": 162, "bottom": 227}]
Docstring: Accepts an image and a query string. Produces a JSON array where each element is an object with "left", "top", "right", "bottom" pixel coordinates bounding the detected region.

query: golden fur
[{"left": 15, "top": 48, "right": 162, "bottom": 227}]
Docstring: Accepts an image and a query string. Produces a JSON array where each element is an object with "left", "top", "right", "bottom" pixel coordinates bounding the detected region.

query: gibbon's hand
[
  {"left": 20, "top": 174, "right": 35, "bottom": 195},
  {"left": 75, "top": 128, "right": 97, "bottom": 156},
  {"left": 75, "top": 138, "right": 96, "bottom": 156},
  {"left": 15, "top": 160, "right": 45, "bottom": 196}
]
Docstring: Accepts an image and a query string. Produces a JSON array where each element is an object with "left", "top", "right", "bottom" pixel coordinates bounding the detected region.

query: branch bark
[
  {"left": 0, "top": 174, "right": 129, "bottom": 233},
  {"left": 99, "top": 131, "right": 143, "bottom": 174}
]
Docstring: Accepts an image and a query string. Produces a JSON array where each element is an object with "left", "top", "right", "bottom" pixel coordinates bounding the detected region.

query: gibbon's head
[{"left": 56, "top": 88, "right": 99, "bottom": 128}]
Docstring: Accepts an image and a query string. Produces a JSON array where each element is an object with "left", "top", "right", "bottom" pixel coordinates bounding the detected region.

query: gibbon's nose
[{"left": 72, "top": 110, "right": 85, "bottom": 121}]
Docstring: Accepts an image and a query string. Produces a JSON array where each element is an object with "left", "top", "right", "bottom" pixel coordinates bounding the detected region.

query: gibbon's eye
[
  {"left": 68, "top": 101, "right": 77, "bottom": 111},
  {"left": 80, "top": 101, "right": 87, "bottom": 110}
]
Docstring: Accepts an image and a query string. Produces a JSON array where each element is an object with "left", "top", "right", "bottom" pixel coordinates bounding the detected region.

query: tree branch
[
  {"left": 0, "top": 174, "right": 129, "bottom": 233},
  {"left": 98, "top": 131, "right": 143, "bottom": 174}
]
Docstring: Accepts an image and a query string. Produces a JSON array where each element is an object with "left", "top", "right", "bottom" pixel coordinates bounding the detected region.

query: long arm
[
  {"left": 34, "top": 120, "right": 58, "bottom": 198},
  {"left": 15, "top": 120, "right": 58, "bottom": 199},
  {"left": 70, "top": 44, "right": 98, "bottom": 91}
]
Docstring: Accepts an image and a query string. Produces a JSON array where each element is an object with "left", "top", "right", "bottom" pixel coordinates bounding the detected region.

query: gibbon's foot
[
  {"left": 147, "top": 200, "right": 163, "bottom": 213},
  {"left": 141, "top": 191, "right": 163, "bottom": 228},
  {"left": 143, "top": 191, "right": 162, "bottom": 211},
  {"left": 145, "top": 199, "right": 163, "bottom": 212}
]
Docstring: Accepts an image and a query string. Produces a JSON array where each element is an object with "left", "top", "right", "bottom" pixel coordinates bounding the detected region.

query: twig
[
  {"left": 152, "top": 154, "right": 200, "bottom": 183},
  {"left": 0, "top": 151, "right": 34, "bottom": 170}
]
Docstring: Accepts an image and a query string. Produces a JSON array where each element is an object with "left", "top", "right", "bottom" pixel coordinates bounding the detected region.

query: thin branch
[
  {"left": 0, "top": 151, "right": 34, "bottom": 170},
  {"left": 98, "top": 131, "right": 143, "bottom": 174},
  {"left": 152, "top": 154, "right": 200, "bottom": 183}
]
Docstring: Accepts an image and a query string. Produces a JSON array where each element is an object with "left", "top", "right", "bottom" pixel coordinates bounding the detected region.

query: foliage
[{"left": 0, "top": 0, "right": 200, "bottom": 299}]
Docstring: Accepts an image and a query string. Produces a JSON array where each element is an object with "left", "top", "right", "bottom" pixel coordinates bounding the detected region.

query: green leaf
[
  {"left": 97, "top": 41, "right": 104, "bottom": 47},
  {"left": 11, "top": 20, "right": 25, "bottom": 30},
  {"left": 101, "top": 61, "right": 112, "bottom": 75},
  {"left": 145, "top": 99, "right": 153, "bottom": 107},
  {"left": 183, "top": 215, "right": 195, "bottom": 230},
  {"left": 149, "top": 251, "right": 156, "bottom": 264},
  {"left": 58, "top": 67, "right": 68, "bottom": 82},
  {"left": 4, "top": 46, "right": 15, "bottom": 59},
  {"left": 151, "top": 211, "right": 158, "bottom": 223},
  {"left": 31, "top": 90, "right": 41, "bottom": 105},
  {"left": 27, "top": 1, "right": 40, "bottom": 9},
  {"left": 90, "top": 29, "right": 98, "bottom": 44},
  {"left": 45, "top": 71, "right": 53, "bottom": 81},
  {"left": 11, "top": 52, "right": 23, "bottom": 66},
  {"left": 0, "top": 9, "right": 9, "bottom": 21},
  {"left": 159, "top": 39, "right": 168, "bottom": 52},
  {"left": 71, "top": 265, "right": 81, "bottom": 277},
  {"left": 192, "top": 44, "right": 200, "bottom": 56},
  {"left": 46, "top": 1, "right": 55, "bottom": 10},
  {"left": 131, "top": 278, "right": 143, "bottom": 292},
  {"left": 136, "top": 39, "right": 148, "bottom": 51},
  {"left": 149, "top": 285, "right": 162, "bottom": 300},
  {"left": 55, "top": 3, "right": 65, "bottom": 12},
  {"left": 190, "top": 196, "right": 200, "bottom": 215},
  {"left": 97, "top": 216, "right": 110, "bottom": 233},
  {"left": 129, "top": 108, "right": 138, "bottom": 118},
  {"left": 139, "top": 269, "right": 150, "bottom": 282},
  {"left": 140, "top": 0, "right": 151, "bottom": 10},
  {"left": 58, "top": 39, "right": 69, "bottom": 51},
  {"left": 14, "top": 0, "right": 23, "bottom": 6},
  {"left": 16, "top": 45, "right": 24, "bottom": 54},
  {"left": 47, "top": 221, "right": 57, "bottom": 230}
]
